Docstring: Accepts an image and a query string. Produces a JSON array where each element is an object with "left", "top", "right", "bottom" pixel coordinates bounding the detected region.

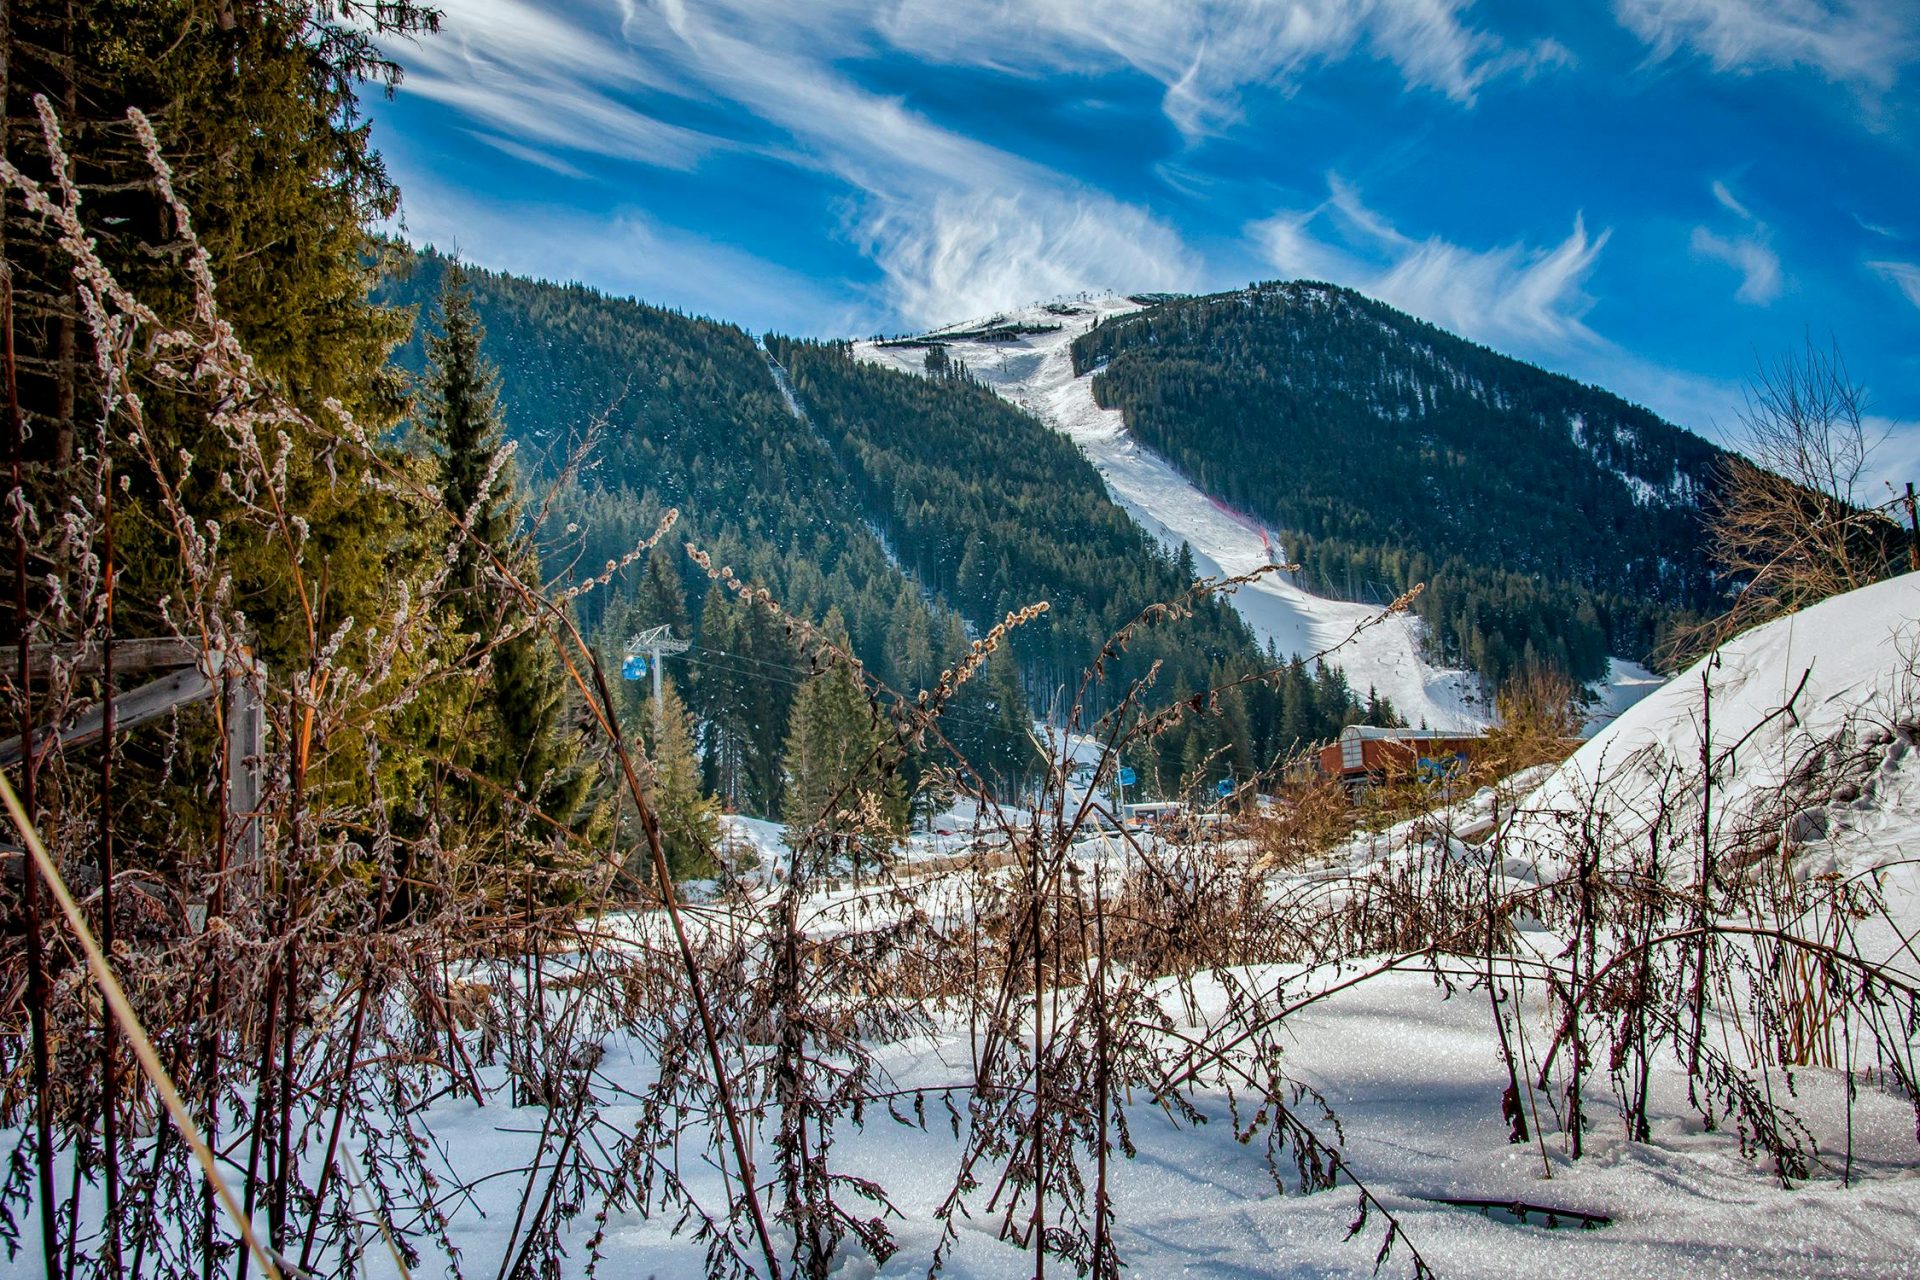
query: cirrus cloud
[
  {"left": 1869, "top": 260, "right": 1920, "bottom": 311},
  {"left": 878, "top": 0, "right": 1571, "bottom": 140},
  {"left": 401, "top": 0, "right": 1208, "bottom": 326},
  {"left": 1689, "top": 179, "right": 1783, "bottom": 304},
  {"left": 861, "top": 189, "right": 1199, "bottom": 327},
  {"left": 1615, "top": 0, "right": 1915, "bottom": 90},
  {"left": 1250, "top": 175, "right": 1609, "bottom": 349}
]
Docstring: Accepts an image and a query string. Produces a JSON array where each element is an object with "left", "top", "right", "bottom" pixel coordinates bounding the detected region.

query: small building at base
[{"left": 1317, "top": 725, "right": 1486, "bottom": 786}]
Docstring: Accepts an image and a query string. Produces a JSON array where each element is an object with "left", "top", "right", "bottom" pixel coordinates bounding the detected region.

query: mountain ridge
[
  {"left": 852, "top": 286, "right": 1713, "bottom": 727},
  {"left": 378, "top": 253, "right": 1745, "bottom": 791},
  {"left": 1069, "top": 280, "right": 1729, "bottom": 688},
  {"left": 377, "top": 252, "right": 1383, "bottom": 802}
]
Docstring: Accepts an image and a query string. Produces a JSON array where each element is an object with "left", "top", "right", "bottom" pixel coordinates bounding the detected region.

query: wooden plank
[
  {"left": 0, "top": 666, "right": 214, "bottom": 766},
  {"left": 0, "top": 638, "right": 199, "bottom": 676},
  {"left": 224, "top": 673, "right": 264, "bottom": 864}
]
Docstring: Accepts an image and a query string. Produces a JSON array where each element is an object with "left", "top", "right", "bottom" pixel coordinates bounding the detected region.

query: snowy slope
[
  {"left": 28, "top": 582, "right": 1920, "bottom": 1277},
  {"left": 1514, "top": 571, "right": 1920, "bottom": 886},
  {"left": 196, "top": 959, "right": 1920, "bottom": 1280},
  {"left": 855, "top": 297, "right": 1663, "bottom": 732},
  {"left": 1585, "top": 657, "right": 1666, "bottom": 733}
]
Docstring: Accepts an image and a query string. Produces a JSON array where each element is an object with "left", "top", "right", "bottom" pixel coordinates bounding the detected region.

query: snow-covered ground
[
  {"left": 185, "top": 964, "right": 1907, "bottom": 1280},
  {"left": 855, "top": 298, "right": 1668, "bottom": 733},
  {"left": 1584, "top": 657, "right": 1666, "bottom": 734},
  {"left": 720, "top": 812, "right": 791, "bottom": 869},
  {"left": 721, "top": 724, "right": 1122, "bottom": 878},
  {"left": 1336, "top": 573, "right": 1920, "bottom": 933},
  {"left": 640, "top": 577, "right": 1920, "bottom": 1273},
  {"left": 1515, "top": 571, "right": 1920, "bottom": 880},
  {"left": 21, "top": 585, "right": 1920, "bottom": 1280}
]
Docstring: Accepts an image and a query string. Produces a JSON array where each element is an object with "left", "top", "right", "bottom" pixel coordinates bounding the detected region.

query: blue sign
[
  {"left": 621, "top": 654, "right": 648, "bottom": 681},
  {"left": 1117, "top": 767, "right": 1137, "bottom": 787},
  {"left": 1216, "top": 778, "right": 1235, "bottom": 798}
]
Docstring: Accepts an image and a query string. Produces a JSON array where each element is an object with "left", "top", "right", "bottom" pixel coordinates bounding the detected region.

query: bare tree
[{"left": 1686, "top": 340, "right": 1899, "bottom": 655}]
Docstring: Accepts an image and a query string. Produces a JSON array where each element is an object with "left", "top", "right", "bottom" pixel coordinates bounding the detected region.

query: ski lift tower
[{"left": 625, "top": 625, "right": 690, "bottom": 732}]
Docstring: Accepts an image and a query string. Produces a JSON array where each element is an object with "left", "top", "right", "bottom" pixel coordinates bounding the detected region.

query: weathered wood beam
[
  {"left": 0, "top": 637, "right": 199, "bottom": 676},
  {"left": 0, "top": 663, "right": 210, "bottom": 765}
]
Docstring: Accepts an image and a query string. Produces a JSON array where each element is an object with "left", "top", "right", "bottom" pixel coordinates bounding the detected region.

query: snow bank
[{"left": 1515, "top": 571, "right": 1920, "bottom": 872}]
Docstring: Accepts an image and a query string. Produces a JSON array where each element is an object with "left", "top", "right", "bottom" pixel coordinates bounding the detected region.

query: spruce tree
[
  {"left": 418, "top": 268, "right": 587, "bottom": 835},
  {"left": 638, "top": 678, "right": 721, "bottom": 881},
  {"left": 692, "top": 586, "right": 750, "bottom": 806},
  {"left": 781, "top": 620, "right": 905, "bottom": 881},
  {"left": 422, "top": 265, "right": 513, "bottom": 625},
  {"left": 885, "top": 583, "right": 935, "bottom": 691},
  {"left": 1, "top": 1, "right": 446, "bottom": 873},
  {"left": 638, "top": 556, "right": 692, "bottom": 639},
  {"left": 739, "top": 602, "right": 801, "bottom": 815},
  {"left": 5, "top": 1, "right": 437, "bottom": 660}
]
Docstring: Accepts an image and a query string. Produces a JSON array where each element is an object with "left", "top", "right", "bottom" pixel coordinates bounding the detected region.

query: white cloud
[
  {"left": 393, "top": 0, "right": 716, "bottom": 169},
  {"left": 400, "top": 69, "right": 709, "bottom": 169},
  {"left": 383, "top": 1, "right": 1582, "bottom": 327},
  {"left": 416, "top": 0, "right": 645, "bottom": 82},
  {"left": 880, "top": 0, "right": 1572, "bottom": 139},
  {"left": 1249, "top": 175, "right": 1609, "bottom": 349},
  {"left": 1689, "top": 181, "right": 1781, "bottom": 305},
  {"left": 1251, "top": 186, "right": 1789, "bottom": 446},
  {"left": 398, "top": 0, "right": 1202, "bottom": 328},
  {"left": 465, "top": 131, "right": 591, "bottom": 179},
  {"left": 1869, "top": 260, "right": 1920, "bottom": 310},
  {"left": 1710, "top": 177, "right": 1753, "bottom": 219},
  {"left": 1691, "top": 228, "right": 1783, "bottom": 303},
  {"left": 1615, "top": 0, "right": 1915, "bottom": 89},
  {"left": 861, "top": 189, "right": 1200, "bottom": 327}
]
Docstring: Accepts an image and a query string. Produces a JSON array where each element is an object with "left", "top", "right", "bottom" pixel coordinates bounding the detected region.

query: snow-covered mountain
[
  {"left": 387, "top": 252, "right": 1706, "bottom": 763},
  {"left": 856, "top": 296, "right": 1664, "bottom": 730}
]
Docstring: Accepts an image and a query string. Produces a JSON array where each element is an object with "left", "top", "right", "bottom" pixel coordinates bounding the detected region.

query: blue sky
[{"left": 368, "top": 0, "right": 1920, "bottom": 490}]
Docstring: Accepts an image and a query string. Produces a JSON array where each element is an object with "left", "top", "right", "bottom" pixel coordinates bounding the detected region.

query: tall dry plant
[
  {"left": 0, "top": 102, "right": 1433, "bottom": 1278},
  {"left": 2, "top": 93, "right": 1916, "bottom": 1280},
  {"left": 0, "top": 93, "right": 765, "bottom": 1280},
  {"left": 1479, "top": 667, "right": 1584, "bottom": 777}
]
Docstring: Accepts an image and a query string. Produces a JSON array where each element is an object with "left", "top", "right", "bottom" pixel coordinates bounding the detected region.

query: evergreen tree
[
  {"left": 637, "top": 678, "right": 721, "bottom": 881},
  {"left": 1, "top": 1, "right": 445, "bottom": 876},
  {"left": 692, "top": 586, "right": 750, "bottom": 807},
  {"left": 378, "top": 250, "right": 962, "bottom": 708},
  {"left": 422, "top": 265, "right": 512, "bottom": 622},
  {"left": 637, "top": 556, "right": 692, "bottom": 639},
  {"left": 738, "top": 602, "right": 802, "bottom": 815},
  {"left": 1278, "top": 658, "right": 1317, "bottom": 748},
  {"left": 418, "top": 269, "right": 587, "bottom": 834},
  {"left": 885, "top": 583, "right": 936, "bottom": 692},
  {"left": 781, "top": 619, "right": 906, "bottom": 881},
  {"left": 1071, "top": 281, "right": 1730, "bottom": 687},
  {"left": 943, "top": 640, "right": 1039, "bottom": 791},
  {"left": 6, "top": 1, "right": 437, "bottom": 660}
]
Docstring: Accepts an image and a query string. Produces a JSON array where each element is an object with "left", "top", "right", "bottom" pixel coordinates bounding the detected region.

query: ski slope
[{"left": 858, "top": 298, "right": 1492, "bottom": 727}]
